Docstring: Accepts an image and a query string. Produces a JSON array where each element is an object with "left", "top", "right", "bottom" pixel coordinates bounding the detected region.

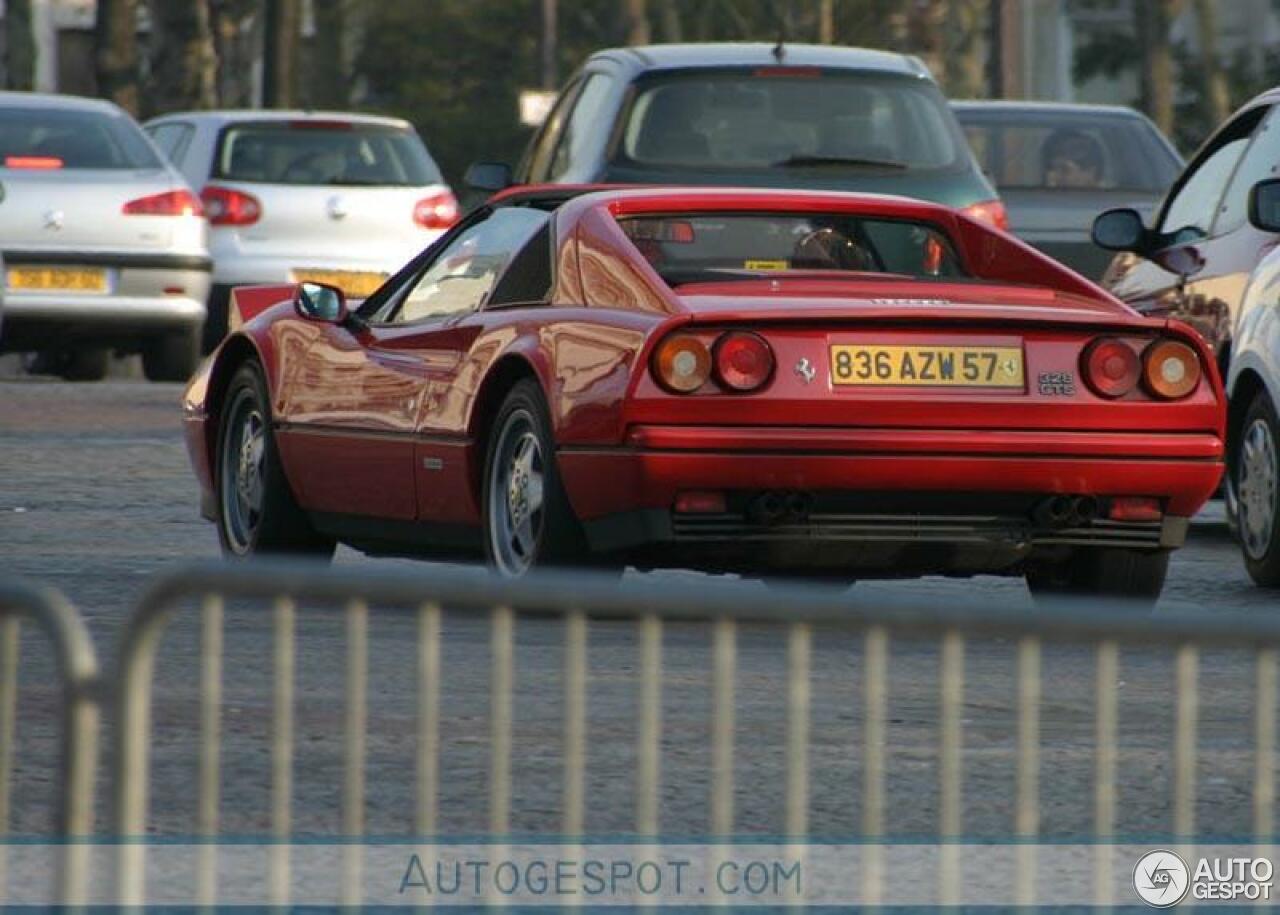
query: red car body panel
[{"left": 183, "top": 186, "right": 1227, "bottom": 575}]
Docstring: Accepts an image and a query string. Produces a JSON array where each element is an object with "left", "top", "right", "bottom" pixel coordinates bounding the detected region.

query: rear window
[
  {"left": 0, "top": 105, "right": 161, "bottom": 169},
  {"left": 213, "top": 121, "right": 443, "bottom": 187},
  {"left": 956, "top": 111, "right": 1182, "bottom": 192},
  {"left": 618, "top": 213, "right": 966, "bottom": 285},
  {"left": 615, "top": 70, "right": 964, "bottom": 172}
]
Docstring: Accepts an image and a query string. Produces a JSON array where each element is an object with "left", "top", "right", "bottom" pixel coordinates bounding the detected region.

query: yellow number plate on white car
[
  {"left": 292, "top": 269, "right": 387, "bottom": 299},
  {"left": 6, "top": 266, "right": 108, "bottom": 293},
  {"left": 830, "top": 345, "right": 1024, "bottom": 388}
]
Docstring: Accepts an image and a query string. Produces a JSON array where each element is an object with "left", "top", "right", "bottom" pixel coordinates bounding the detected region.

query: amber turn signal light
[
  {"left": 1142, "top": 339, "right": 1201, "bottom": 400},
  {"left": 653, "top": 334, "right": 712, "bottom": 393}
]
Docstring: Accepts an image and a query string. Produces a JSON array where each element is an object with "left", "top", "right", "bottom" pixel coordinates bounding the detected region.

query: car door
[
  {"left": 1107, "top": 105, "right": 1269, "bottom": 361},
  {"left": 281, "top": 206, "right": 550, "bottom": 521}
]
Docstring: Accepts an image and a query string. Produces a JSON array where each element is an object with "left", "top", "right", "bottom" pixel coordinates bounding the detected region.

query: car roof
[
  {"left": 0, "top": 90, "right": 126, "bottom": 114},
  {"left": 589, "top": 42, "right": 930, "bottom": 79},
  {"left": 143, "top": 109, "right": 414, "bottom": 129},
  {"left": 950, "top": 99, "right": 1150, "bottom": 119}
]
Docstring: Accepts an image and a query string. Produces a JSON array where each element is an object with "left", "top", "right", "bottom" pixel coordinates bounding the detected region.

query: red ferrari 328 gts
[{"left": 182, "top": 186, "right": 1225, "bottom": 600}]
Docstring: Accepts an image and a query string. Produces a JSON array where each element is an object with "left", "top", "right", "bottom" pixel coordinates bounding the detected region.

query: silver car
[
  {"left": 0, "top": 91, "right": 211, "bottom": 381},
  {"left": 953, "top": 100, "right": 1183, "bottom": 279},
  {"left": 143, "top": 110, "right": 458, "bottom": 351}
]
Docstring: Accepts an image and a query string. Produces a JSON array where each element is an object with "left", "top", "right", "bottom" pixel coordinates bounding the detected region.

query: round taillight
[
  {"left": 1082, "top": 338, "right": 1140, "bottom": 398},
  {"left": 713, "top": 331, "right": 774, "bottom": 392},
  {"left": 1142, "top": 339, "right": 1201, "bottom": 399},
  {"left": 653, "top": 334, "right": 711, "bottom": 393}
]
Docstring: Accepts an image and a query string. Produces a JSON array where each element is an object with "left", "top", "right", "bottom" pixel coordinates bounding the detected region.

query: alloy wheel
[
  {"left": 487, "top": 411, "right": 546, "bottom": 576},
  {"left": 220, "top": 392, "right": 266, "bottom": 554},
  {"left": 1239, "top": 416, "right": 1278, "bottom": 561}
]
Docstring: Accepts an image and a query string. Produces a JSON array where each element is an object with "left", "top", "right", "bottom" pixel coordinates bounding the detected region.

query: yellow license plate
[
  {"left": 6, "top": 266, "right": 108, "bottom": 293},
  {"left": 292, "top": 269, "right": 387, "bottom": 299},
  {"left": 830, "top": 344, "right": 1025, "bottom": 388}
]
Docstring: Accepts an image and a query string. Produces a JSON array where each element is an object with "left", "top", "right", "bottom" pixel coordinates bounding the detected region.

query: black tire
[
  {"left": 481, "top": 379, "right": 585, "bottom": 576},
  {"left": 215, "top": 362, "right": 335, "bottom": 559},
  {"left": 1235, "top": 390, "right": 1280, "bottom": 587},
  {"left": 59, "top": 347, "right": 109, "bottom": 382},
  {"left": 1026, "top": 548, "right": 1169, "bottom": 606},
  {"left": 143, "top": 329, "right": 200, "bottom": 382}
]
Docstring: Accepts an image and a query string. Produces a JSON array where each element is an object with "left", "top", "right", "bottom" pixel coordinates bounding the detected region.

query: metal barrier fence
[
  {"left": 0, "top": 579, "right": 100, "bottom": 907},
  {"left": 99, "top": 559, "right": 1280, "bottom": 908}
]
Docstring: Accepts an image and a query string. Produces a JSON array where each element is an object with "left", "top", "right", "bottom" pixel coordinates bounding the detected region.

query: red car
[{"left": 182, "top": 186, "right": 1225, "bottom": 601}]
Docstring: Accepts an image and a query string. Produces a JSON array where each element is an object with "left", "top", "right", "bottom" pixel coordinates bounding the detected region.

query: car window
[
  {"left": 1214, "top": 106, "right": 1280, "bottom": 234},
  {"left": 523, "top": 78, "right": 582, "bottom": 183},
  {"left": 615, "top": 70, "right": 962, "bottom": 171},
  {"left": 547, "top": 73, "right": 613, "bottom": 181},
  {"left": 1159, "top": 108, "right": 1265, "bottom": 241},
  {"left": 618, "top": 212, "right": 966, "bottom": 286},
  {"left": 0, "top": 105, "right": 161, "bottom": 169},
  {"left": 213, "top": 121, "right": 442, "bottom": 186},
  {"left": 387, "top": 208, "right": 551, "bottom": 323},
  {"left": 957, "top": 113, "right": 1181, "bottom": 192},
  {"left": 146, "top": 122, "right": 195, "bottom": 165}
]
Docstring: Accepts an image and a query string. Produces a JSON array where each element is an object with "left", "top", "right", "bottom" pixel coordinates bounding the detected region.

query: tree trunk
[
  {"left": 262, "top": 0, "right": 300, "bottom": 107},
  {"left": 96, "top": 0, "right": 140, "bottom": 115},
  {"left": 656, "top": 0, "right": 682, "bottom": 42},
  {"left": 1137, "top": 0, "right": 1177, "bottom": 136},
  {"left": 818, "top": 0, "right": 834, "bottom": 43},
  {"left": 627, "top": 0, "right": 651, "bottom": 45},
  {"left": 311, "top": 0, "right": 347, "bottom": 108},
  {"left": 541, "top": 0, "right": 557, "bottom": 88},
  {"left": 943, "top": 0, "right": 987, "bottom": 99},
  {"left": 4, "top": 0, "right": 35, "bottom": 90},
  {"left": 147, "top": 0, "right": 218, "bottom": 116},
  {"left": 1193, "top": 0, "right": 1231, "bottom": 126}
]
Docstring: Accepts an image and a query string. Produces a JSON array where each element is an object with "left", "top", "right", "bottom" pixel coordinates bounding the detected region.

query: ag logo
[{"left": 1133, "top": 849, "right": 1190, "bottom": 907}]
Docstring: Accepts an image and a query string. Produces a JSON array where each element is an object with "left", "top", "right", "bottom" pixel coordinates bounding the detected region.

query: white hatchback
[{"left": 143, "top": 110, "right": 458, "bottom": 350}]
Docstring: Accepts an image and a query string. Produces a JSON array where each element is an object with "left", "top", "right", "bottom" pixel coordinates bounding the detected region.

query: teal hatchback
[{"left": 467, "top": 42, "right": 1006, "bottom": 229}]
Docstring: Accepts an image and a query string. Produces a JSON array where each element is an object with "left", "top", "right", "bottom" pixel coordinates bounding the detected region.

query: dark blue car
[{"left": 468, "top": 43, "right": 1005, "bottom": 228}]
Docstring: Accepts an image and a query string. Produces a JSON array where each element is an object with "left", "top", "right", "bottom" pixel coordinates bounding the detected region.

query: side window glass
[
  {"left": 525, "top": 80, "right": 582, "bottom": 183},
  {"left": 1159, "top": 109, "right": 1265, "bottom": 242},
  {"left": 391, "top": 208, "right": 550, "bottom": 323},
  {"left": 547, "top": 73, "right": 612, "bottom": 181},
  {"left": 1215, "top": 106, "right": 1280, "bottom": 234}
]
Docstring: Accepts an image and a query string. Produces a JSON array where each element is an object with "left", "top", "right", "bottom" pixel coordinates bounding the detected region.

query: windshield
[
  {"left": 614, "top": 70, "right": 964, "bottom": 172},
  {"left": 213, "top": 121, "right": 443, "bottom": 186},
  {"left": 956, "top": 110, "right": 1182, "bottom": 192},
  {"left": 619, "top": 212, "right": 967, "bottom": 286},
  {"left": 0, "top": 105, "right": 162, "bottom": 170}
]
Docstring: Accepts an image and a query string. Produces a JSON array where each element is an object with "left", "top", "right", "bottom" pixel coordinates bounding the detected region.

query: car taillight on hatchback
[
  {"left": 961, "top": 199, "right": 1010, "bottom": 231},
  {"left": 200, "top": 185, "right": 261, "bottom": 226},
  {"left": 122, "top": 189, "right": 203, "bottom": 217},
  {"left": 413, "top": 191, "right": 459, "bottom": 230}
]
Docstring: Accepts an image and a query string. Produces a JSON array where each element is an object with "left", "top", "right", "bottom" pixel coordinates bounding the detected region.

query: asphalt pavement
[{"left": 1, "top": 378, "right": 1276, "bottom": 843}]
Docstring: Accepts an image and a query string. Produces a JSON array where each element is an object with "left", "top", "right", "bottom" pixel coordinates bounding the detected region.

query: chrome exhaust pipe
[
  {"left": 748, "top": 491, "right": 787, "bottom": 526},
  {"left": 1068, "top": 495, "right": 1099, "bottom": 527},
  {"left": 783, "top": 491, "right": 814, "bottom": 522}
]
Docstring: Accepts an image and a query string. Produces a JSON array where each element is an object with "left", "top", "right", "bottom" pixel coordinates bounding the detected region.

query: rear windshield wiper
[{"left": 773, "top": 154, "right": 907, "bottom": 170}]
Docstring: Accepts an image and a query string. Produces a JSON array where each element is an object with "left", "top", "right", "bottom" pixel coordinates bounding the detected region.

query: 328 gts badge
[{"left": 1038, "top": 371, "right": 1076, "bottom": 396}]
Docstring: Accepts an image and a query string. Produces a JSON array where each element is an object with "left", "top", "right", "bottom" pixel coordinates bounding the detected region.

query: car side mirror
[
  {"left": 464, "top": 161, "right": 513, "bottom": 193},
  {"left": 1092, "top": 208, "right": 1147, "bottom": 253},
  {"left": 1249, "top": 178, "right": 1280, "bottom": 232},
  {"left": 294, "top": 281, "right": 347, "bottom": 324}
]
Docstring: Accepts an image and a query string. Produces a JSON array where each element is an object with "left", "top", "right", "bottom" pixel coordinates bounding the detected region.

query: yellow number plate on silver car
[
  {"left": 6, "top": 266, "right": 108, "bottom": 293},
  {"left": 829, "top": 345, "right": 1024, "bottom": 387}
]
